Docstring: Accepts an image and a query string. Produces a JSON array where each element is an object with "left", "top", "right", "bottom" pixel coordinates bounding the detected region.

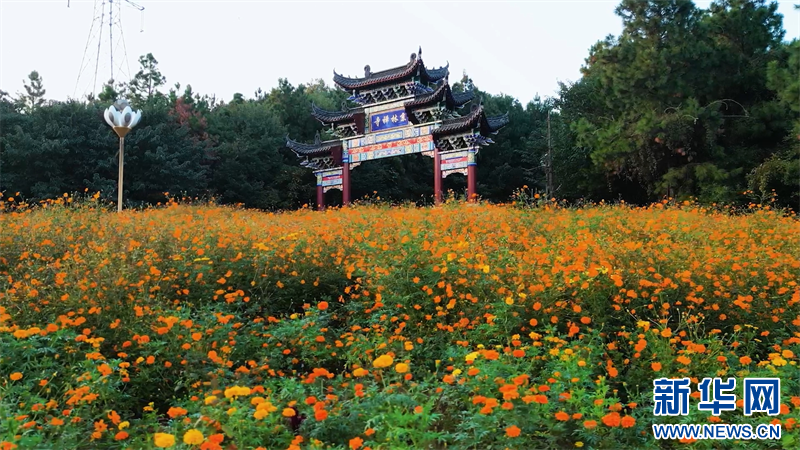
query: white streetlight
[{"left": 103, "top": 99, "right": 141, "bottom": 212}]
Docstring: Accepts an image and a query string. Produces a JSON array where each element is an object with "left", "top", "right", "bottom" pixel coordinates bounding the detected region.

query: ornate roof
[
  {"left": 286, "top": 133, "right": 342, "bottom": 157},
  {"left": 484, "top": 113, "right": 511, "bottom": 133},
  {"left": 333, "top": 48, "right": 449, "bottom": 90},
  {"left": 404, "top": 81, "right": 475, "bottom": 111},
  {"left": 433, "top": 102, "right": 510, "bottom": 137},
  {"left": 311, "top": 102, "right": 362, "bottom": 125}
]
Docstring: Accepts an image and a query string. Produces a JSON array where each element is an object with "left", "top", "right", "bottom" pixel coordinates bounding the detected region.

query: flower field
[{"left": 1, "top": 199, "right": 799, "bottom": 450}]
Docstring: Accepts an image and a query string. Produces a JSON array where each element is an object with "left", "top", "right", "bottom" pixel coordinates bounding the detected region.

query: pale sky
[{"left": 1, "top": 0, "right": 798, "bottom": 105}]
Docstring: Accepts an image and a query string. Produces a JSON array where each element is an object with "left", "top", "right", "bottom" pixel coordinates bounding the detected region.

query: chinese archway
[{"left": 286, "top": 48, "right": 509, "bottom": 210}]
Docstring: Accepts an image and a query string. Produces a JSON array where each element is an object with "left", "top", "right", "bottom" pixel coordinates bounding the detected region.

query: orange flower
[
  {"left": 584, "top": 420, "right": 598, "bottom": 429},
  {"left": 555, "top": 411, "right": 570, "bottom": 421},
  {"left": 651, "top": 362, "right": 662, "bottom": 371},
  {"left": 349, "top": 437, "right": 363, "bottom": 449},
  {"left": 9, "top": 372, "right": 22, "bottom": 381},
  {"left": 167, "top": 407, "right": 187, "bottom": 418},
  {"left": 318, "top": 301, "right": 329, "bottom": 311},
  {"left": 621, "top": 415, "right": 636, "bottom": 428},
  {"left": 602, "top": 412, "right": 621, "bottom": 427},
  {"left": 739, "top": 356, "right": 752, "bottom": 365},
  {"left": 505, "top": 425, "right": 521, "bottom": 437}
]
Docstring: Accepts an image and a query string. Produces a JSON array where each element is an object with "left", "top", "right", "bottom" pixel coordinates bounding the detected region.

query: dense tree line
[{"left": 1, "top": 0, "right": 797, "bottom": 210}]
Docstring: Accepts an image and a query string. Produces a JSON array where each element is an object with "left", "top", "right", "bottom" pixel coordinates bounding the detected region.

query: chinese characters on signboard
[
  {"left": 653, "top": 377, "right": 780, "bottom": 417},
  {"left": 369, "top": 109, "right": 409, "bottom": 132}
]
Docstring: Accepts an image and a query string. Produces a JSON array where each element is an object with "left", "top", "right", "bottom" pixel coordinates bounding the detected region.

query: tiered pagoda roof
[
  {"left": 333, "top": 48, "right": 449, "bottom": 91},
  {"left": 286, "top": 133, "right": 342, "bottom": 157},
  {"left": 404, "top": 80, "right": 474, "bottom": 120},
  {"left": 310, "top": 103, "right": 362, "bottom": 125},
  {"left": 286, "top": 49, "right": 509, "bottom": 169},
  {"left": 433, "top": 102, "right": 510, "bottom": 137}
]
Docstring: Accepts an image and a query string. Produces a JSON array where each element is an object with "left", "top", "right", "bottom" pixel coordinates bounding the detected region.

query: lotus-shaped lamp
[{"left": 104, "top": 99, "right": 141, "bottom": 138}]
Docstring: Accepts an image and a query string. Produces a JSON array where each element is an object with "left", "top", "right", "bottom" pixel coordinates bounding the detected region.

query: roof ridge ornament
[
  {"left": 364, "top": 65, "right": 371, "bottom": 77},
  {"left": 418, "top": 46, "right": 422, "bottom": 59},
  {"left": 314, "top": 131, "right": 321, "bottom": 145}
]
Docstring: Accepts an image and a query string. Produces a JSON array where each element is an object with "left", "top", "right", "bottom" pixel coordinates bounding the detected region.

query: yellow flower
[
  {"left": 465, "top": 352, "right": 479, "bottom": 362},
  {"left": 183, "top": 429, "right": 204, "bottom": 445},
  {"left": 224, "top": 386, "right": 251, "bottom": 399},
  {"left": 395, "top": 363, "right": 409, "bottom": 373},
  {"left": 771, "top": 357, "right": 787, "bottom": 367},
  {"left": 372, "top": 354, "right": 394, "bottom": 369},
  {"left": 256, "top": 401, "right": 278, "bottom": 413},
  {"left": 452, "top": 369, "right": 462, "bottom": 377},
  {"left": 143, "top": 402, "right": 155, "bottom": 412},
  {"left": 282, "top": 407, "right": 296, "bottom": 417},
  {"left": 226, "top": 407, "right": 237, "bottom": 416},
  {"left": 253, "top": 409, "right": 269, "bottom": 420},
  {"left": 353, "top": 368, "right": 368, "bottom": 377},
  {"left": 575, "top": 442, "right": 584, "bottom": 448},
  {"left": 153, "top": 433, "right": 176, "bottom": 448},
  {"left": 204, "top": 395, "right": 218, "bottom": 405}
]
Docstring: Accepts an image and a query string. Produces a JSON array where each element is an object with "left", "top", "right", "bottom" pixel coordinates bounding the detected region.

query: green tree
[
  {"left": 127, "top": 53, "right": 167, "bottom": 108},
  {"left": 748, "top": 36, "right": 800, "bottom": 206},
  {"left": 97, "top": 79, "right": 128, "bottom": 103},
  {"left": 17, "top": 70, "right": 46, "bottom": 113},
  {"left": 206, "top": 99, "right": 305, "bottom": 210},
  {"left": 565, "top": 0, "right": 792, "bottom": 204}
]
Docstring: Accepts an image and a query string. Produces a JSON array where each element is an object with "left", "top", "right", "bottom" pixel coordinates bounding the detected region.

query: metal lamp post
[{"left": 103, "top": 99, "right": 141, "bottom": 212}]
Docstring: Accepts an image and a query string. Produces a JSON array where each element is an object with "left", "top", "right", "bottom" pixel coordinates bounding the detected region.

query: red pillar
[
  {"left": 434, "top": 147, "right": 442, "bottom": 205},
  {"left": 342, "top": 161, "right": 351, "bottom": 206},
  {"left": 316, "top": 185, "right": 324, "bottom": 211},
  {"left": 467, "top": 149, "right": 477, "bottom": 202},
  {"left": 467, "top": 165, "right": 476, "bottom": 202}
]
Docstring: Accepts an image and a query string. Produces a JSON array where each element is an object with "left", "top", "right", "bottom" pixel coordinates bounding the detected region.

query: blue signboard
[{"left": 369, "top": 108, "right": 409, "bottom": 132}]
